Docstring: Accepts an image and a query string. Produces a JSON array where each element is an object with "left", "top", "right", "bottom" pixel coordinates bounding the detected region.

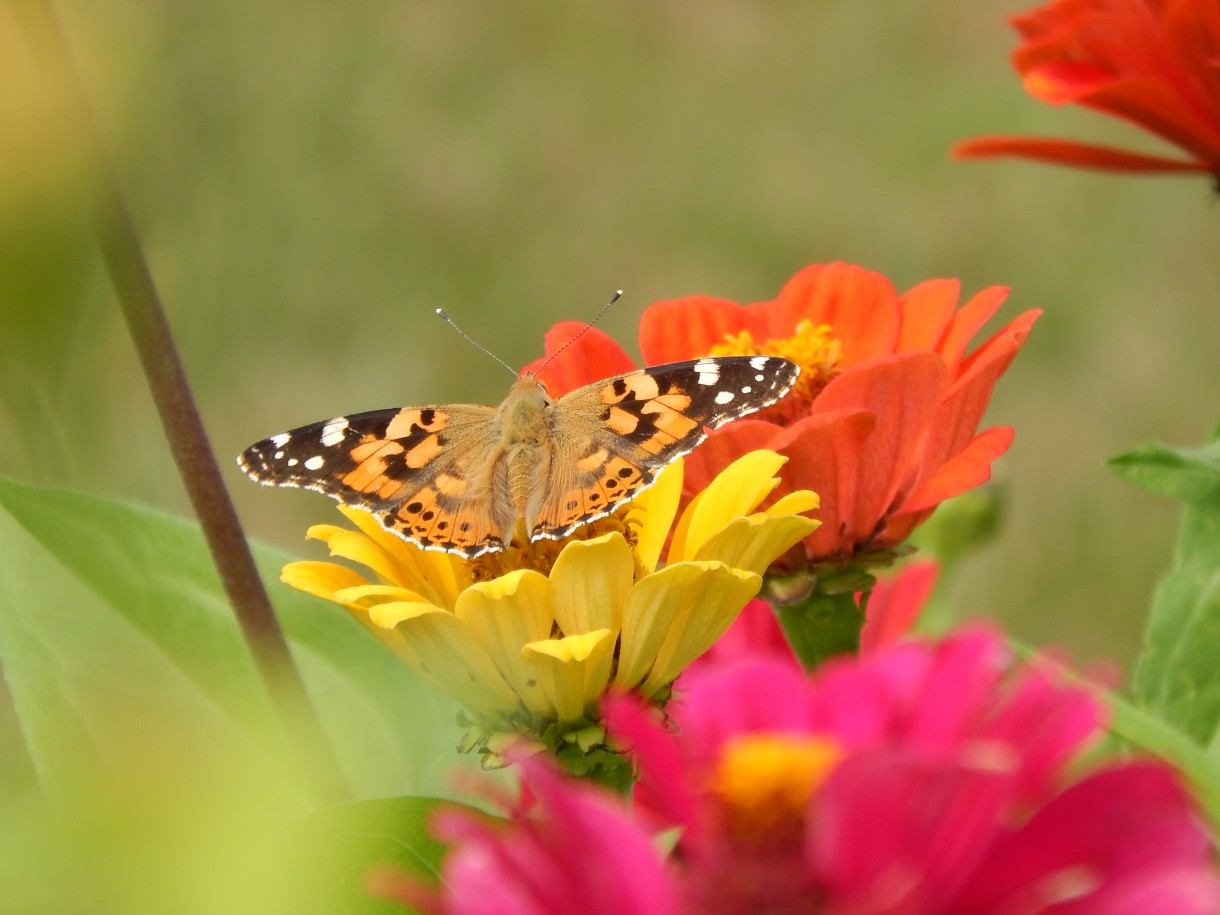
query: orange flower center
[
  {"left": 709, "top": 320, "right": 841, "bottom": 424},
  {"left": 467, "top": 515, "right": 637, "bottom": 583},
  {"left": 708, "top": 733, "right": 842, "bottom": 851}
]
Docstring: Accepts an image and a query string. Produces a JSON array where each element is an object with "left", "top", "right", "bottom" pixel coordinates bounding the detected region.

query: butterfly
[{"left": 238, "top": 355, "right": 799, "bottom": 558}]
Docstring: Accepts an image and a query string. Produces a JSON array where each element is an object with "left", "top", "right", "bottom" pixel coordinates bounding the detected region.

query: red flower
[
  {"left": 954, "top": 0, "right": 1220, "bottom": 178},
  {"left": 526, "top": 263, "right": 1037, "bottom": 567}
]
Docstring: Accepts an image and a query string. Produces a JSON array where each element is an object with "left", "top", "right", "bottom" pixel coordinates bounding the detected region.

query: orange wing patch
[{"left": 382, "top": 478, "right": 503, "bottom": 555}]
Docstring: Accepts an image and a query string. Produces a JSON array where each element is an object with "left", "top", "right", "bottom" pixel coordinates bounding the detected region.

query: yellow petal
[
  {"left": 693, "top": 513, "right": 821, "bottom": 577},
  {"left": 338, "top": 505, "right": 469, "bottom": 609},
  {"left": 616, "top": 561, "right": 761, "bottom": 694},
  {"left": 281, "top": 561, "right": 369, "bottom": 601},
  {"left": 624, "top": 460, "right": 684, "bottom": 573},
  {"left": 316, "top": 529, "right": 408, "bottom": 589},
  {"left": 332, "top": 583, "right": 431, "bottom": 607},
  {"left": 373, "top": 601, "right": 523, "bottom": 721},
  {"left": 674, "top": 450, "right": 787, "bottom": 561},
  {"left": 521, "top": 629, "right": 614, "bottom": 725},
  {"left": 549, "top": 532, "right": 634, "bottom": 637},
  {"left": 304, "top": 523, "right": 355, "bottom": 545},
  {"left": 455, "top": 570, "right": 557, "bottom": 720},
  {"left": 769, "top": 490, "right": 819, "bottom": 516},
  {"left": 638, "top": 563, "right": 762, "bottom": 696}
]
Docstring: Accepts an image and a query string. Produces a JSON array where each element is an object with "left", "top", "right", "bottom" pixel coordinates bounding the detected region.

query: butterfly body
[{"left": 240, "top": 356, "right": 799, "bottom": 558}]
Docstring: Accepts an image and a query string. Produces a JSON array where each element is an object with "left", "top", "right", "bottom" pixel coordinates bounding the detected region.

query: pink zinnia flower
[
  {"left": 610, "top": 628, "right": 1218, "bottom": 913},
  {"left": 388, "top": 629, "right": 1220, "bottom": 914}
]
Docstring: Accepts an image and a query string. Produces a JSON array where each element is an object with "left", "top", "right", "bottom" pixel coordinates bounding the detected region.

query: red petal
[
  {"left": 766, "top": 262, "right": 902, "bottom": 366},
  {"left": 935, "top": 285, "right": 1012, "bottom": 373},
  {"left": 813, "top": 354, "right": 947, "bottom": 545},
  {"left": 896, "top": 278, "right": 962, "bottom": 353},
  {"left": 860, "top": 561, "right": 938, "bottom": 655},
  {"left": 522, "top": 322, "right": 637, "bottom": 398},
  {"left": 762, "top": 409, "right": 878, "bottom": 561},
  {"left": 930, "top": 309, "right": 1039, "bottom": 465},
  {"left": 952, "top": 136, "right": 1208, "bottom": 172},
  {"left": 638, "top": 296, "right": 757, "bottom": 365},
  {"left": 901, "top": 426, "right": 1014, "bottom": 515}
]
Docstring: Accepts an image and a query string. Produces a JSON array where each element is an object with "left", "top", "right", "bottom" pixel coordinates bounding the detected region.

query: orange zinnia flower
[
  {"left": 526, "top": 263, "right": 1038, "bottom": 571},
  {"left": 954, "top": 0, "right": 1220, "bottom": 178}
]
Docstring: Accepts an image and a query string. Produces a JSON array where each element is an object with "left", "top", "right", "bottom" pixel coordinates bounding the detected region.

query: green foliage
[
  {"left": 295, "top": 796, "right": 465, "bottom": 915},
  {"left": 1110, "top": 428, "right": 1220, "bottom": 749},
  {"left": 0, "top": 477, "right": 467, "bottom": 911},
  {"left": 0, "top": 476, "right": 460, "bottom": 799}
]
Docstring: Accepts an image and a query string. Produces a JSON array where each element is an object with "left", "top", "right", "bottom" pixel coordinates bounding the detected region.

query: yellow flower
[{"left": 282, "top": 450, "right": 818, "bottom": 753}]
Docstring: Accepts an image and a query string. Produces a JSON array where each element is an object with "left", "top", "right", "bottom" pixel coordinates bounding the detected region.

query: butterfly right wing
[{"left": 238, "top": 404, "right": 512, "bottom": 556}]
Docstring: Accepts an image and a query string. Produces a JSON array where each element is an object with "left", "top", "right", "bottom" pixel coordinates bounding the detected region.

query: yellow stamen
[
  {"left": 710, "top": 320, "right": 841, "bottom": 423},
  {"left": 709, "top": 733, "right": 842, "bottom": 849}
]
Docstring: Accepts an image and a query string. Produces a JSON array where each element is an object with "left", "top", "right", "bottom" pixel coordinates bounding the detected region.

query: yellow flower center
[
  {"left": 710, "top": 320, "right": 841, "bottom": 424},
  {"left": 709, "top": 733, "right": 842, "bottom": 851}
]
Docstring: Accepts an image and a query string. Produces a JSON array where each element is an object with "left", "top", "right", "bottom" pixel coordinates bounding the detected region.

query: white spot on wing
[
  {"left": 304, "top": 456, "right": 325, "bottom": 470},
  {"left": 287, "top": 458, "right": 299, "bottom": 467},
  {"left": 320, "top": 417, "right": 349, "bottom": 447},
  {"left": 750, "top": 356, "right": 769, "bottom": 371},
  {"left": 755, "top": 374, "right": 765, "bottom": 382},
  {"left": 694, "top": 358, "right": 720, "bottom": 386},
  {"left": 274, "top": 451, "right": 285, "bottom": 460},
  {"left": 741, "top": 385, "right": 752, "bottom": 394},
  {"left": 271, "top": 433, "right": 291, "bottom": 448},
  {"left": 714, "top": 389, "right": 734, "bottom": 405}
]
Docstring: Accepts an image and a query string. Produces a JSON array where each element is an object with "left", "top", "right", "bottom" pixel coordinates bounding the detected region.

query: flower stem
[
  {"left": 12, "top": 0, "right": 349, "bottom": 804},
  {"left": 771, "top": 569, "right": 872, "bottom": 669}
]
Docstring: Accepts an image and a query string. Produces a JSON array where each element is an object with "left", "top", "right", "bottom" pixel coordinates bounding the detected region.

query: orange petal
[
  {"left": 764, "top": 410, "right": 876, "bottom": 561},
  {"left": 936, "top": 285, "right": 1012, "bottom": 373},
  {"left": 952, "top": 136, "right": 1208, "bottom": 172},
  {"left": 926, "top": 309, "right": 1039, "bottom": 468},
  {"left": 765, "top": 262, "right": 901, "bottom": 367},
  {"left": 896, "top": 278, "right": 961, "bottom": 353},
  {"left": 814, "top": 354, "right": 947, "bottom": 542},
  {"left": 901, "top": 426, "right": 1013, "bottom": 514},
  {"left": 638, "top": 296, "right": 758, "bottom": 365}
]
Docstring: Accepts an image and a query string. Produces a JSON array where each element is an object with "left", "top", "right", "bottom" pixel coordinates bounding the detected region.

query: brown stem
[{"left": 12, "top": 0, "right": 350, "bottom": 804}]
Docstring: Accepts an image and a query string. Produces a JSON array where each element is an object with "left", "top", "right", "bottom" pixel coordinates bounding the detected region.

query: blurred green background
[{"left": 4, "top": 0, "right": 1219, "bottom": 756}]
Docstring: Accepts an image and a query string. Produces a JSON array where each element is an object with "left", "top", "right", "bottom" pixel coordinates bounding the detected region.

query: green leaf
[
  {"left": 1108, "top": 432, "right": 1220, "bottom": 747},
  {"left": 294, "top": 796, "right": 472, "bottom": 915},
  {"left": 1010, "top": 636, "right": 1220, "bottom": 829},
  {"left": 0, "top": 476, "right": 460, "bottom": 799},
  {"left": 1105, "top": 687, "right": 1220, "bottom": 829}
]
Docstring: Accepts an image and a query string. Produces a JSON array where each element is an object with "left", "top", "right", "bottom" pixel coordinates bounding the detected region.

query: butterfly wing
[
  {"left": 529, "top": 355, "right": 800, "bottom": 539},
  {"left": 239, "top": 404, "right": 513, "bottom": 557}
]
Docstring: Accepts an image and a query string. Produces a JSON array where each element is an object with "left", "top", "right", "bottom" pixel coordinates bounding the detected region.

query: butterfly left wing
[
  {"left": 528, "top": 355, "right": 800, "bottom": 539},
  {"left": 239, "top": 404, "right": 522, "bottom": 557}
]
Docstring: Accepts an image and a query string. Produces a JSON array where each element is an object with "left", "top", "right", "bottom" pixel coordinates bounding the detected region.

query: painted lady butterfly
[{"left": 239, "top": 356, "right": 799, "bottom": 558}]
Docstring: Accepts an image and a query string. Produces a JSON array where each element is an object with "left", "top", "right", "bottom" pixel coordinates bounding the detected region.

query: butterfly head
[{"left": 501, "top": 373, "right": 555, "bottom": 427}]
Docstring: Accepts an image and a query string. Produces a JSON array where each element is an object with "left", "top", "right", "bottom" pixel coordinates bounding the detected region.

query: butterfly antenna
[
  {"left": 535, "top": 289, "right": 622, "bottom": 374},
  {"left": 435, "top": 309, "right": 520, "bottom": 378}
]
